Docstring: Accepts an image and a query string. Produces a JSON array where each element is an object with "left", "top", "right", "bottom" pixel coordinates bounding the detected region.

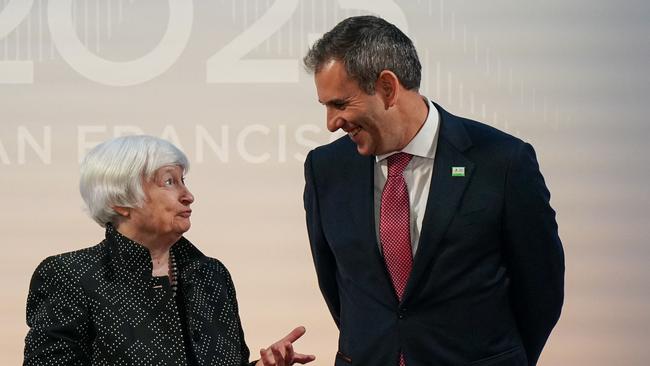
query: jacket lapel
[
  {"left": 402, "top": 104, "right": 475, "bottom": 303},
  {"left": 345, "top": 150, "right": 399, "bottom": 306}
]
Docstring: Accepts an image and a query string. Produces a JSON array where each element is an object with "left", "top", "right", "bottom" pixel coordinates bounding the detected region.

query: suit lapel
[
  {"left": 346, "top": 150, "right": 399, "bottom": 306},
  {"left": 402, "top": 104, "right": 475, "bottom": 303}
]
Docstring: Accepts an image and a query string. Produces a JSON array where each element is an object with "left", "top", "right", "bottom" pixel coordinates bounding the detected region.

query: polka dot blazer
[{"left": 24, "top": 224, "right": 256, "bottom": 366}]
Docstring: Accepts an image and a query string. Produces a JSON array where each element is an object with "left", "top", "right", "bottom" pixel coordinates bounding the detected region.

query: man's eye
[{"left": 333, "top": 103, "right": 346, "bottom": 110}]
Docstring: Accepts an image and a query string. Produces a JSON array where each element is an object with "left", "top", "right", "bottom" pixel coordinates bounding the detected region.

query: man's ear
[
  {"left": 113, "top": 206, "right": 131, "bottom": 218},
  {"left": 375, "top": 70, "right": 400, "bottom": 109}
]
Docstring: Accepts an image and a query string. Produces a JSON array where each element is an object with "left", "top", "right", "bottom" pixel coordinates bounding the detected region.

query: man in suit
[{"left": 302, "top": 16, "right": 564, "bottom": 366}]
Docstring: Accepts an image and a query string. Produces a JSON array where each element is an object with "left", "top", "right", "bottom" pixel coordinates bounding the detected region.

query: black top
[{"left": 24, "top": 224, "right": 255, "bottom": 366}]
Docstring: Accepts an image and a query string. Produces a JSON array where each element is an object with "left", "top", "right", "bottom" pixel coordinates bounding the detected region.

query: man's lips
[
  {"left": 347, "top": 126, "right": 361, "bottom": 137},
  {"left": 178, "top": 210, "right": 192, "bottom": 218}
]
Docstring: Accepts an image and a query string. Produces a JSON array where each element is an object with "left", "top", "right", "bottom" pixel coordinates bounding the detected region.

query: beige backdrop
[{"left": 1, "top": 0, "right": 648, "bottom": 364}]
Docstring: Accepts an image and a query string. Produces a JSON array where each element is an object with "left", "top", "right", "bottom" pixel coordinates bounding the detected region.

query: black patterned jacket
[{"left": 24, "top": 225, "right": 256, "bottom": 366}]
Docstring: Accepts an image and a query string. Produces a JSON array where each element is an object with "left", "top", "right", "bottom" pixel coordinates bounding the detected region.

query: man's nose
[{"left": 326, "top": 108, "right": 344, "bottom": 132}]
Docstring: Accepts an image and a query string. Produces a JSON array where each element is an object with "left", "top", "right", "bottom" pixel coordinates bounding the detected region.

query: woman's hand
[{"left": 256, "top": 326, "right": 315, "bottom": 366}]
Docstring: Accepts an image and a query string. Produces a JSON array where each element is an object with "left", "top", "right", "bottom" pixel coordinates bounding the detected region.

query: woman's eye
[{"left": 164, "top": 178, "right": 173, "bottom": 186}]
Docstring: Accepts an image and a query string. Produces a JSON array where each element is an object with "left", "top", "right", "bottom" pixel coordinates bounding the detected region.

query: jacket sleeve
[
  {"left": 304, "top": 150, "right": 341, "bottom": 327},
  {"left": 24, "top": 256, "right": 91, "bottom": 365},
  {"left": 220, "top": 265, "right": 254, "bottom": 366},
  {"left": 502, "top": 142, "right": 565, "bottom": 365}
]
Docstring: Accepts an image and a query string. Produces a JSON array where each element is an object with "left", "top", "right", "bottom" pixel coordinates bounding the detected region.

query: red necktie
[{"left": 380, "top": 152, "right": 413, "bottom": 366}]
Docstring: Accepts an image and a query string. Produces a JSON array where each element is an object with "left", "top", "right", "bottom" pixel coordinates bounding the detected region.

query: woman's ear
[
  {"left": 375, "top": 70, "right": 400, "bottom": 110},
  {"left": 113, "top": 206, "right": 130, "bottom": 218}
]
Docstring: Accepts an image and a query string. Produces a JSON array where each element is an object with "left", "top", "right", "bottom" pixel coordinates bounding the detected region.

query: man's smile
[{"left": 348, "top": 126, "right": 361, "bottom": 137}]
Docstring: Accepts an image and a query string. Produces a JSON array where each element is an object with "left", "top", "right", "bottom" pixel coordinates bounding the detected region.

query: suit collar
[
  {"left": 340, "top": 146, "right": 401, "bottom": 307},
  {"left": 339, "top": 103, "right": 477, "bottom": 306},
  {"left": 401, "top": 103, "right": 475, "bottom": 304},
  {"left": 431, "top": 101, "right": 472, "bottom": 152},
  {"left": 341, "top": 103, "right": 476, "bottom": 306}
]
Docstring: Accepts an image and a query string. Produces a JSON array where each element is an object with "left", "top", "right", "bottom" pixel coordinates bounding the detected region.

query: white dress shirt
[{"left": 374, "top": 98, "right": 440, "bottom": 256}]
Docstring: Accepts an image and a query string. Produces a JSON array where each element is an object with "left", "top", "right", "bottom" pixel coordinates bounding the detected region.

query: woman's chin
[
  {"left": 172, "top": 221, "right": 191, "bottom": 236},
  {"left": 179, "top": 223, "right": 191, "bottom": 234}
]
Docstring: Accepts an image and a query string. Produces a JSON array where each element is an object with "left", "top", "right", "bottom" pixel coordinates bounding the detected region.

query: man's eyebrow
[{"left": 319, "top": 98, "right": 348, "bottom": 106}]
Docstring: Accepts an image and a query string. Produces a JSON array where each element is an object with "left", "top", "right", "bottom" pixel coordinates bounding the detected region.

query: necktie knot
[{"left": 387, "top": 152, "right": 412, "bottom": 177}]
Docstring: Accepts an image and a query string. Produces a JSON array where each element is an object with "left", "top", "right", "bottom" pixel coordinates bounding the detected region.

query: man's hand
[{"left": 256, "top": 326, "right": 315, "bottom": 366}]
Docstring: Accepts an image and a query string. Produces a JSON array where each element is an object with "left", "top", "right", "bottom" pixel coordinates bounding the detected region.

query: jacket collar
[
  {"left": 105, "top": 223, "right": 204, "bottom": 276},
  {"left": 402, "top": 102, "right": 475, "bottom": 304},
  {"left": 431, "top": 101, "right": 472, "bottom": 152},
  {"left": 332, "top": 102, "right": 476, "bottom": 308}
]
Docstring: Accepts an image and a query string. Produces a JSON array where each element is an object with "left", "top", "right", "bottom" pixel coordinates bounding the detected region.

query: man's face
[{"left": 314, "top": 59, "right": 394, "bottom": 156}]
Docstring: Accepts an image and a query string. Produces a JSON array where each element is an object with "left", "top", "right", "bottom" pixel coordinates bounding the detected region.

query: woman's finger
[
  {"left": 271, "top": 344, "right": 286, "bottom": 366},
  {"left": 259, "top": 348, "right": 276, "bottom": 366},
  {"left": 280, "top": 326, "right": 306, "bottom": 344},
  {"left": 285, "top": 341, "right": 294, "bottom": 363},
  {"left": 292, "top": 353, "right": 316, "bottom": 364}
]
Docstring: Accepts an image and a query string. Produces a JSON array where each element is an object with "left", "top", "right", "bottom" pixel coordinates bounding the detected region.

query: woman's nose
[{"left": 181, "top": 188, "right": 194, "bottom": 205}]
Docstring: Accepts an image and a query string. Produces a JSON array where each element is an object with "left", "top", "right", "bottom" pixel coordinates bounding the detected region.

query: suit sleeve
[
  {"left": 24, "top": 256, "right": 91, "bottom": 365},
  {"left": 304, "top": 151, "right": 341, "bottom": 328},
  {"left": 502, "top": 142, "right": 565, "bottom": 365}
]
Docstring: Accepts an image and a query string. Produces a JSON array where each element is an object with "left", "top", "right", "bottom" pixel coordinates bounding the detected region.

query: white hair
[{"left": 79, "top": 135, "right": 189, "bottom": 227}]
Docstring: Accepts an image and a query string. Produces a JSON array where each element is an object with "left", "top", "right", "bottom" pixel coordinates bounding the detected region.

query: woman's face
[{"left": 127, "top": 165, "right": 194, "bottom": 241}]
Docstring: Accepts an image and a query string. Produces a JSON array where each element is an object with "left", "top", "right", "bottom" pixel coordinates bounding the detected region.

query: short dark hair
[{"left": 303, "top": 15, "right": 421, "bottom": 94}]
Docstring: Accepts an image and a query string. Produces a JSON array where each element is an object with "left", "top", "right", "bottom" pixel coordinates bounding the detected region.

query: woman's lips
[{"left": 178, "top": 210, "right": 192, "bottom": 218}]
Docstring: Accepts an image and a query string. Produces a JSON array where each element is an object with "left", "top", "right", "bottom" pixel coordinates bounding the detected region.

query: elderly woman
[{"left": 24, "top": 135, "right": 314, "bottom": 366}]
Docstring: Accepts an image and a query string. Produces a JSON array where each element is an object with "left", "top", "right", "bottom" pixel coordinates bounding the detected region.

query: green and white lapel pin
[{"left": 451, "top": 166, "right": 465, "bottom": 177}]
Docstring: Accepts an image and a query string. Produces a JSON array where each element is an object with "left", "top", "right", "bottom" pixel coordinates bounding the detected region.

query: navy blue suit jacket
[{"left": 304, "top": 103, "right": 564, "bottom": 366}]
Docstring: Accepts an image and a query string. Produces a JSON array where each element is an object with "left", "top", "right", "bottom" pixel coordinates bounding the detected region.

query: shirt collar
[{"left": 376, "top": 97, "right": 439, "bottom": 162}]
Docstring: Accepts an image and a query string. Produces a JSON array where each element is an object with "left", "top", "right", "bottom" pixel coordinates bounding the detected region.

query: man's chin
[
  {"left": 349, "top": 132, "right": 378, "bottom": 156},
  {"left": 355, "top": 144, "right": 375, "bottom": 157}
]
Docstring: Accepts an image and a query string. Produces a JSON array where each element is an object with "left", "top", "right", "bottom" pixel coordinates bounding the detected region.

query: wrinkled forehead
[{"left": 150, "top": 164, "right": 185, "bottom": 180}]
